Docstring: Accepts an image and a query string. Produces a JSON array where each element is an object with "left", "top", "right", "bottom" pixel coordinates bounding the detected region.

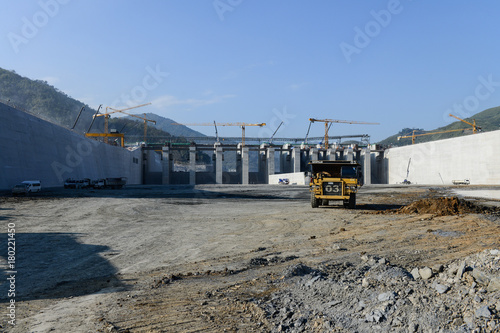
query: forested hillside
[
  {"left": 0, "top": 67, "right": 202, "bottom": 143},
  {"left": 0, "top": 67, "right": 94, "bottom": 131},
  {"left": 377, "top": 107, "right": 500, "bottom": 146}
]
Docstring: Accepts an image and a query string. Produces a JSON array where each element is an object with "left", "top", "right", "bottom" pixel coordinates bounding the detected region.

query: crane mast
[
  {"left": 309, "top": 118, "right": 379, "bottom": 149},
  {"left": 93, "top": 102, "right": 152, "bottom": 143}
]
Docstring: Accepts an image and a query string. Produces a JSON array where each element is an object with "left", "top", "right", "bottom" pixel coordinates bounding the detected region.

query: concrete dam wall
[
  {"left": 385, "top": 129, "right": 500, "bottom": 185},
  {"left": 0, "top": 103, "right": 142, "bottom": 190}
]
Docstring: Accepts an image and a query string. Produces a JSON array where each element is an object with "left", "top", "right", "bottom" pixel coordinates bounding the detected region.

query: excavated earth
[{"left": 0, "top": 184, "right": 499, "bottom": 332}]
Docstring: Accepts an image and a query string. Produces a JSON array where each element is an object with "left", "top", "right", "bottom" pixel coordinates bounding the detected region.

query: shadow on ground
[
  {"left": 0, "top": 232, "right": 125, "bottom": 302},
  {"left": 0, "top": 185, "right": 310, "bottom": 201}
]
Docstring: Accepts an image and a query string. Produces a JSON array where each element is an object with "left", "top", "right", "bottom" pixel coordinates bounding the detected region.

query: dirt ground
[{"left": 0, "top": 184, "right": 499, "bottom": 332}]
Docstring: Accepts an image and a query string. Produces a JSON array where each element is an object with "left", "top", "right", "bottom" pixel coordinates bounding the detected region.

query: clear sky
[{"left": 2, "top": 0, "right": 500, "bottom": 142}]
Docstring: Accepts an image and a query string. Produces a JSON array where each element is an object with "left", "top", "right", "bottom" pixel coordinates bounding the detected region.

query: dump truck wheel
[
  {"left": 311, "top": 193, "right": 319, "bottom": 208},
  {"left": 348, "top": 193, "right": 356, "bottom": 209}
]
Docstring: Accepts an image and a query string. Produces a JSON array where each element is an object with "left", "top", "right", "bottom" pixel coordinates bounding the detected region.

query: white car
[{"left": 12, "top": 180, "right": 41, "bottom": 195}]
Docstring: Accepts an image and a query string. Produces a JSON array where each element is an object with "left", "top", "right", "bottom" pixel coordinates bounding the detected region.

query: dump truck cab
[{"left": 309, "top": 160, "right": 362, "bottom": 209}]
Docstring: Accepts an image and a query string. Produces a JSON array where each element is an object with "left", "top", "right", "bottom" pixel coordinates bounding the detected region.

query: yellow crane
[
  {"left": 309, "top": 118, "right": 380, "bottom": 149},
  {"left": 85, "top": 132, "right": 125, "bottom": 147},
  {"left": 93, "top": 103, "right": 151, "bottom": 143},
  {"left": 449, "top": 114, "right": 481, "bottom": 133},
  {"left": 397, "top": 128, "right": 466, "bottom": 144},
  {"left": 107, "top": 109, "right": 156, "bottom": 143},
  {"left": 173, "top": 122, "right": 266, "bottom": 147}
]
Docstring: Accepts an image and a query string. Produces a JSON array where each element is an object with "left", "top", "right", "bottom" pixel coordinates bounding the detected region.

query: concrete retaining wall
[
  {"left": 385, "top": 130, "right": 500, "bottom": 185},
  {"left": 0, "top": 103, "right": 142, "bottom": 190}
]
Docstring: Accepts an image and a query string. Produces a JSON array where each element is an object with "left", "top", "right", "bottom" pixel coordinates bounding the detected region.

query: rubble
[
  {"left": 395, "top": 196, "right": 500, "bottom": 216},
  {"left": 254, "top": 249, "right": 500, "bottom": 332},
  {"left": 370, "top": 196, "right": 500, "bottom": 216}
]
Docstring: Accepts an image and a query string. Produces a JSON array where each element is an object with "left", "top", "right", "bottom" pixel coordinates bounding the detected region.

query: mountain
[
  {"left": 0, "top": 67, "right": 97, "bottom": 132},
  {"left": 0, "top": 67, "right": 197, "bottom": 144},
  {"left": 377, "top": 106, "right": 500, "bottom": 146}
]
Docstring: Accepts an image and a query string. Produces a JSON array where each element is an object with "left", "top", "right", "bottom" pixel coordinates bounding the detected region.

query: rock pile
[
  {"left": 258, "top": 249, "right": 500, "bottom": 332},
  {"left": 395, "top": 197, "right": 499, "bottom": 216}
]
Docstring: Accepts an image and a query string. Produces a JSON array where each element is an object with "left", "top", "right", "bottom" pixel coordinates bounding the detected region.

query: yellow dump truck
[{"left": 309, "top": 160, "right": 362, "bottom": 209}]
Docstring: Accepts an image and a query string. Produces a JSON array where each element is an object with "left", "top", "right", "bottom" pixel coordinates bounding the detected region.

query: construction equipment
[
  {"left": 214, "top": 121, "right": 220, "bottom": 143},
  {"left": 87, "top": 105, "right": 102, "bottom": 133},
  {"left": 269, "top": 121, "right": 283, "bottom": 144},
  {"left": 304, "top": 121, "right": 312, "bottom": 144},
  {"left": 397, "top": 128, "right": 466, "bottom": 144},
  {"left": 309, "top": 118, "right": 380, "bottom": 149},
  {"left": 71, "top": 106, "right": 85, "bottom": 130},
  {"left": 309, "top": 160, "right": 362, "bottom": 209},
  {"left": 402, "top": 158, "right": 411, "bottom": 184},
  {"left": 172, "top": 122, "right": 266, "bottom": 147},
  {"left": 85, "top": 132, "right": 125, "bottom": 147},
  {"left": 449, "top": 114, "right": 482, "bottom": 133},
  {"left": 107, "top": 109, "right": 156, "bottom": 143},
  {"left": 94, "top": 103, "right": 151, "bottom": 143}
]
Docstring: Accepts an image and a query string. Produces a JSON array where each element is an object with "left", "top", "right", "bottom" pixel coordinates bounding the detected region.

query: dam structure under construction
[{"left": 2, "top": 101, "right": 500, "bottom": 190}]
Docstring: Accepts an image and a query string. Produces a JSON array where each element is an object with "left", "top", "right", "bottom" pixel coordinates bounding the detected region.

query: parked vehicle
[
  {"left": 64, "top": 178, "right": 91, "bottom": 189},
  {"left": 452, "top": 179, "right": 470, "bottom": 185},
  {"left": 64, "top": 178, "right": 77, "bottom": 189},
  {"left": 12, "top": 180, "right": 41, "bottom": 195},
  {"left": 80, "top": 178, "right": 91, "bottom": 188},
  {"left": 22, "top": 180, "right": 41, "bottom": 192},
  {"left": 64, "top": 177, "right": 127, "bottom": 189},
  {"left": 12, "top": 184, "right": 28, "bottom": 196},
  {"left": 105, "top": 177, "right": 127, "bottom": 189},
  {"left": 92, "top": 179, "right": 106, "bottom": 189}
]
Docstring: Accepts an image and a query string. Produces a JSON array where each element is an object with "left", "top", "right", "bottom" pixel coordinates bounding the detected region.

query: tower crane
[
  {"left": 309, "top": 118, "right": 380, "bottom": 149},
  {"left": 449, "top": 114, "right": 482, "bottom": 133},
  {"left": 397, "top": 128, "right": 466, "bottom": 144},
  {"left": 107, "top": 108, "right": 156, "bottom": 143},
  {"left": 93, "top": 103, "right": 151, "bottom": 143},
  {"left": 172, "top": 122, "right": 266, "bottom": 147}
]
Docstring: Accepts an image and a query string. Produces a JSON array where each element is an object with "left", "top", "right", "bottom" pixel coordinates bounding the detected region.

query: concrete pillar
[
  {"left": 259, "top": 144, "right": 269, "bottom": 182},
  {"left": 189, "top": 146, "right": 196, "bottom": 185},
  {"left": 215, "top": 145, "right": 223, "bottom": 184},
  {"left": 292, "top": 147, "right": 301, "bottom": 172},
  {"left": 310, "top": 148, "right": 318, "bottom": 162},
  {"left": 242, "top": 147, "right": 249, "bottom": 184},
  {"left": 161, "top": 146, "right": 170, "bottom": 185},
  {"left": 267, "top": 147, "right": 275, "bottom": 183},
  {"left": 327, "top": 148, "right": 336, "bottom": 161},
  {"left": 345, "top": 148, "right": 354, "bottom": 162},
  {"left": 281, "top": 144, "right": 291, "bottom": 173},
  {"left": 363, "top": 147, "right": 371, "bottom": 185}
]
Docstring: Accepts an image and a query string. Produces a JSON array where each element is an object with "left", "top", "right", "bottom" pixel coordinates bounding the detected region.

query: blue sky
[{"left": 2, "top": 1, "right": 500, "bottom": 142}]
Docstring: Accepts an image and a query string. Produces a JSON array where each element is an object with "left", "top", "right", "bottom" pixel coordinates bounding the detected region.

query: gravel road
[{"left": 0, "top": 184, "right": 498, "bottom": 332}]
